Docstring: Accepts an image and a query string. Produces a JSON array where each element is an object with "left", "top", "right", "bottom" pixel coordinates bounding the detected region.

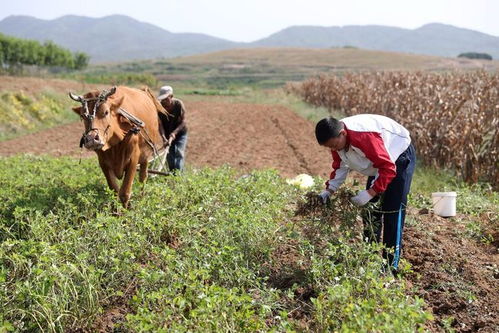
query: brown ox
[{"left": 69, "top": 86, "right": 167, "bottom": 207}]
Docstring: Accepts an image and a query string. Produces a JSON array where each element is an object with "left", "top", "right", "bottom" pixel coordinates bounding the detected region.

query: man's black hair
[{"left": 315, "top": 117, "right": 344, "bottom": 144}]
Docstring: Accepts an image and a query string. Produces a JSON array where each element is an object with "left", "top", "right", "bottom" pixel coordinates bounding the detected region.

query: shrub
[{"left": 458, "top": 52, "right": 493, "bottom": 60}]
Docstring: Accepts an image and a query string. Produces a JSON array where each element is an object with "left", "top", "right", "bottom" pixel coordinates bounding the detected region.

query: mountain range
[{"left": 1, "top": 15, "right": 498, "bottom": 63}]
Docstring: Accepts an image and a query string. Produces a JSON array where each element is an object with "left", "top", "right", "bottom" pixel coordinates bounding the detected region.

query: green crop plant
[{"left": 1, "top": 155, "right": 430, "bottom": 332}]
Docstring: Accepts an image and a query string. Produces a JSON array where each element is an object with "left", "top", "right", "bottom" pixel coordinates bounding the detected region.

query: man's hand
[
  {"left": 317, "top": 190, "right": 332, "bottom": 204},
  {"left": 168, "top": 133, "right": 176, "bottom": 145},
  {"left": 350, "top": 190, "right": 375, "bottom": 207}
]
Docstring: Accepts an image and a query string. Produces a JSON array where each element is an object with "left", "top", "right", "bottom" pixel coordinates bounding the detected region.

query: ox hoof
[{"left": 119, "top": 193, "right": 131, "bottom": 208}]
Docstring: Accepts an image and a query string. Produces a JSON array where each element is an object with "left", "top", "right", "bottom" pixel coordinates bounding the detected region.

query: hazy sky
[{"left": 1, "top": 0, "right": 497, "bottom": 42}]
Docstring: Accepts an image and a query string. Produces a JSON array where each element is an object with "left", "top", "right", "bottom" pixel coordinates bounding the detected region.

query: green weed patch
[{"left": 0, "top": 156, "right": 430, "bottom": 332}]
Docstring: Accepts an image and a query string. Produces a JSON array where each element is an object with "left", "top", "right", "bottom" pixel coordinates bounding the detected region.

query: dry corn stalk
[{"left": 287, "top": 71, "right": 499, "bottom": 188}]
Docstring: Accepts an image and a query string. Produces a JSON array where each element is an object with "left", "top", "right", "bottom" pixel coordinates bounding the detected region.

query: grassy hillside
[
  {"left": 167, "top": 48, "right": 466, "bottom": 69},
  {"left": 82, "top": 48, "right": 499, "bottom": 90},
  {"left": 0, "top": 89, "right": 78, "bottom": 141}
]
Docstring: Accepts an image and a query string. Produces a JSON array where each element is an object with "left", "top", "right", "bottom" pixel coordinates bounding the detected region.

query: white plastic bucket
[{"left": 431, "top": 192, "right": 457, "bottom": 217}]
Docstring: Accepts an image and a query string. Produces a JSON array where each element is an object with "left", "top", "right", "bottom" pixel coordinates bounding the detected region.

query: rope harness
[
  {"left": 118, "top": 107, "right": 162, "bottom": 159},
  {"left": 71, "top": 88, "right": 116, "bottom": 148}
]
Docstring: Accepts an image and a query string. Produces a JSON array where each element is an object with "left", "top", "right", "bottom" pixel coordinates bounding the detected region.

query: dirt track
[{"left": 0, "top": 100, "right": 497, "bottom": 332}]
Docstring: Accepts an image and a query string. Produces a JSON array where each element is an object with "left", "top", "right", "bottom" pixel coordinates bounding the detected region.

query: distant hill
[
  {"left": 1, "top": 15, "right": 498, "bottom": 63},
  {"left": 0, "top": 15, "right": 239, "bottom": 62},
  {"left": 251, "top": 24, "right": 499, "bottom": 59}
]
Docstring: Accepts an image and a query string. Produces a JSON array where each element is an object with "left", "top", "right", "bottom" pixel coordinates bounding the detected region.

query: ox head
[{"left": 69, "top": 87, "right": 124, "bottom": 151}]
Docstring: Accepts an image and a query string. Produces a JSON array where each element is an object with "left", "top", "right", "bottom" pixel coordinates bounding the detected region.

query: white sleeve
[{"left": 327, "top": 160, "right": 349, "bottom": 192}]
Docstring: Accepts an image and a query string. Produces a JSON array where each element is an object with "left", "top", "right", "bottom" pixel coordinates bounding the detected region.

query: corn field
[{"left": 287, "top": 71, "right": 499, "bottom": 188}]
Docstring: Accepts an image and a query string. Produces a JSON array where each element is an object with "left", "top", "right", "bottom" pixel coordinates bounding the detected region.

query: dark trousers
[
  {"left": 167, "top": 131, "right": 188, "bottom": 171},
  {"left": 362, "top": 143, "right": 416, "bottom": 270}
]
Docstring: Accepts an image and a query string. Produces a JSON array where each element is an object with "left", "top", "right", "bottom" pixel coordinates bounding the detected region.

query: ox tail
[{"left": 142, "top": 86, "right": 170, "bottom": 116}]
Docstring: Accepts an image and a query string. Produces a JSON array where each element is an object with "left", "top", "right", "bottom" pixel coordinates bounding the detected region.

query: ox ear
[
  {"left": 110, "top": 96, "right": 125, "bottom": 113},
  {"left": 72, "top": 106, "right": 82, "bottom": 115}
]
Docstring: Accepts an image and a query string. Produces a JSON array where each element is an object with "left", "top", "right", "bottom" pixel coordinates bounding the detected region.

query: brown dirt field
[
  {"left": 404, "top": 210, "right": 499, "bottom": 332},
  {"left": 186, "top": 101, "right": 330, "bottom": 178},
  {"left": 0, "top": 99, "right": 497, "bottom": 332}
]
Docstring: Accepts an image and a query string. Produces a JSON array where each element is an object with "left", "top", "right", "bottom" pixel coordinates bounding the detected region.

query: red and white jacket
[{"left": 326, "top": 114, "right": 411, "bottom": 194}]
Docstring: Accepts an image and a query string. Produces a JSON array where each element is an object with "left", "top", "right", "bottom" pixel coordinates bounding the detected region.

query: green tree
[
  {"left": 0, "top": 39, "right": 4, "bottom": 67},
  {"left": 73, "top": 52, "right": 89, "bottom": 70},
  {"left": 5, "top": 37, "right": 24, "bottom": 73},
  {"left": 0, "top": 33, "right": 89, "bottom": 74}
]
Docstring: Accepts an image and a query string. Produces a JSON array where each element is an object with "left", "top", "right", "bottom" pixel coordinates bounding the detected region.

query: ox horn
[
  {"left": 103, "top": 86, "right": 117, "bottom": 100},
  {"left": 69, "top": 91, "right": 83, "bottom": 102}
]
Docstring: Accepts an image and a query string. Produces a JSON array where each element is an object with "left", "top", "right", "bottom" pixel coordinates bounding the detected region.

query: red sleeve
[
  {"left": 325, "top": 150, "right": 342, "bottom": 188},
  {"left": 349, "top": 131, "right": 396, "bottom": 193}
]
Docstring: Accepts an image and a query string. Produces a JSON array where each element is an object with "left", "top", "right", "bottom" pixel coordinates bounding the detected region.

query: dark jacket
[{"left": 161, "top": 98, "right": 187, "bottom": 137}]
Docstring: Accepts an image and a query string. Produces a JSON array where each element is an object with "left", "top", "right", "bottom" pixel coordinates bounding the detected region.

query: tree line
[
  {"left": 458, "top": 52, "right": 493, "bottom": 60},
  {"left": 0, "top": 33, "right": 90, "bottom": 73}
]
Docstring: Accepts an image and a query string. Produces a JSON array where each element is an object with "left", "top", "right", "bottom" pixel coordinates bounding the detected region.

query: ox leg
[
  {"left": 119, "top": 150, "right": 140, "bottom": 208},
  {"left": 139, "top": 162, "right": 148, "bottom": 183},
  {"left": 139, "top": 162, "right": 148, "bottom": 196},
  {"left": 99, "top": 161, "right": 120, "bottom": 193}
]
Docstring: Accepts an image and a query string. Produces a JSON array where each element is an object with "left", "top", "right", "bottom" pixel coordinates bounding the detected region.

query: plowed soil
[
  {"left": 404, "top": 210, "right": 498, "bottom": 332},
  {"left": 0, "top": 100, "right": 497, "bottom": 332}
]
